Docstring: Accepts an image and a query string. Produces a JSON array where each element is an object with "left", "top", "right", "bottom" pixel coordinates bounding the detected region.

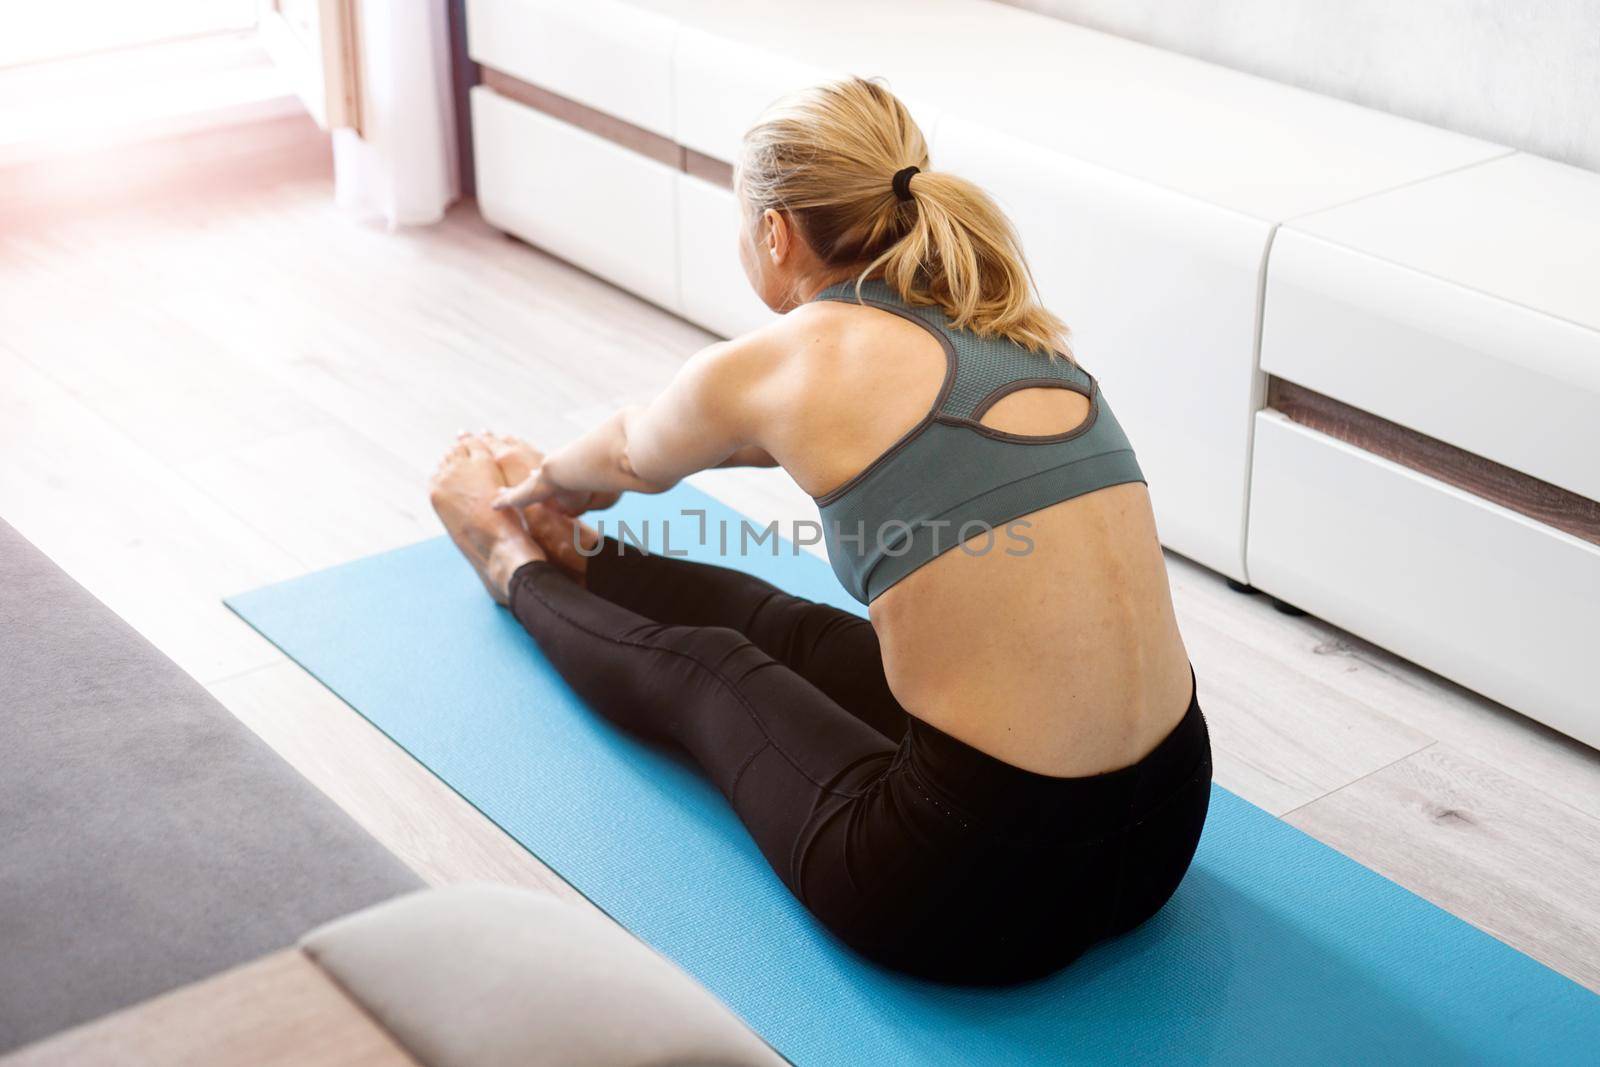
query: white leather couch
[
  {"left": 462, "top": 0, "right": 1600, "bottom": 747},
  {"left": 1254, "top": 153, "right": 1600, "bottom": 746}
]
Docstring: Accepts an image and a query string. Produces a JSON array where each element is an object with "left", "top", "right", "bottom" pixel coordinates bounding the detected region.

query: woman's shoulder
[
  {"left": 707, "top": 296, "right": 941, "bottom": 415},
  {"left": 771, "top": 294, "right": 938, "bottom": 363},
  {"left": 717, "top": 300, "right": 865, "bottom": 378},
  {"left": 672, "top": 306, "right": 845, "bottom": 423}
]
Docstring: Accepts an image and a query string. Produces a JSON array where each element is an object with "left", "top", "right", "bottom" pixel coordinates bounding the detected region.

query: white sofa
[
  {"left": 1254, "top": 153, "right": 1600, "bottom": 746},
  {"left": 462, "top": 0, "right": 1599, "bottom": 747}
]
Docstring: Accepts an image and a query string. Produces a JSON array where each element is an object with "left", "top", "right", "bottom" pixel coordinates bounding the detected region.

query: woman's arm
[{"left": 495, "top": 329, "right": 780, "bottom": 513}]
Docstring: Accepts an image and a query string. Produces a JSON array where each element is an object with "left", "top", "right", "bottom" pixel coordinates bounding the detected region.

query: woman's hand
[
  {"left": 562, "top": 489, "right": 623, "bottom": 515},
  {"left": 493, "top": 467, "right": 620, "bottom": 516}
]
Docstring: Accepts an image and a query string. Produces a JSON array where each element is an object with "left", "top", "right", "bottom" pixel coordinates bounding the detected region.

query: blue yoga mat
[{"left": 229, "top": 484, "right": 1600, "bottom": 1065}]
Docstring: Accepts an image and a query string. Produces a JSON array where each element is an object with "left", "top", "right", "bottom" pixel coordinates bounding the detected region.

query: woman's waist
[
  {"left": 890, "top": 679, "right": 1211, "bottom": 839},
  {"left": 874, "top": 623, "right": 1195, "bottom": 779}
]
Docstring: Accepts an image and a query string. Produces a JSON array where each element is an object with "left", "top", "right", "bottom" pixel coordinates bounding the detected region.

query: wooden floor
[
  {"left": 4, "top": 114, "right": 1598, "bottom": 992},
  {"left": 2, "top": 952, "right": 416, "bottom": 1067}
]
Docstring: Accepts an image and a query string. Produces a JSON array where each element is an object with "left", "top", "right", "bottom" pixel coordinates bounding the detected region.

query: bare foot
[
  {"left": 428, "top": 435, "right": 543, "bottom": 604},
  {"left": 480, "top": 432, "right": 600, "bottom": 584}
]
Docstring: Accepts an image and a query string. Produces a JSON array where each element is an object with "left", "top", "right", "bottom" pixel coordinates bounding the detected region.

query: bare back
[{"left": 757, "top": 299, "right": 1193, "bottom": 777}]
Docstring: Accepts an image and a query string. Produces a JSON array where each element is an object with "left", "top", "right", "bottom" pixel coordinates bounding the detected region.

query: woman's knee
[{"left": 650, "top": 623, "right": 773, "bottom": 683}]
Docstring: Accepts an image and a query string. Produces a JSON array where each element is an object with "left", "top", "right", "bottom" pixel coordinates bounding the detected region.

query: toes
[
  {"left": 461, "top": 433, "right": 493, "bottom": 462},
  {"left": 434, "top": 437, "right": 471, "bottom": 481},
  {"left": 489, "top": 433, "right": 525, "bottom": 462}
]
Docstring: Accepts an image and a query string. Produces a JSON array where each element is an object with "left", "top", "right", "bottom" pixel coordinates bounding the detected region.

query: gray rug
[{"left": 0, "top": 518, "right": 420, "bottom": 1052}]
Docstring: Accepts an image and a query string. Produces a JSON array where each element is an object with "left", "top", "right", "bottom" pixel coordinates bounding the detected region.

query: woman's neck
[{"left": 792, "top": 264, "right": 877, "bottom": 305}]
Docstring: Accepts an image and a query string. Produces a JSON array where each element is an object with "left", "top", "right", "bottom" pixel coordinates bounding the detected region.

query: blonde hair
[{"left": 737, "top": 76, "right": 1070, "bottom": 357}]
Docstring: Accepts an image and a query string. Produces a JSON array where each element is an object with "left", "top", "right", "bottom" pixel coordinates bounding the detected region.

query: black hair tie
[{"left": 892, "top": 165, "right": 920, "bottom": 202}]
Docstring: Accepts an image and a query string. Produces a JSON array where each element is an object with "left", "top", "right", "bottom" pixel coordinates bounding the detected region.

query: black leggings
[{"left": 509, "top": 540, "right": 1212, "bottom": 984}]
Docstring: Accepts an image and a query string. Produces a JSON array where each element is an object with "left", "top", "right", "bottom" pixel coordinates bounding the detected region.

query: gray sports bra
[{"left": 812, "top": 279, "right": 1146, "bottom": 604}]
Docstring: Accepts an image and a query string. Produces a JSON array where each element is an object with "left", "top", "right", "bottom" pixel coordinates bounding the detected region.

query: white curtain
[{"left": 333, "top": 0, "right": 458, "bottom": 228}]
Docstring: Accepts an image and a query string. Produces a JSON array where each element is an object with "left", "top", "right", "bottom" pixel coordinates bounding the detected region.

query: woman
[{"left": 429, "top": 77, "right": 1210, "bottom": 985}]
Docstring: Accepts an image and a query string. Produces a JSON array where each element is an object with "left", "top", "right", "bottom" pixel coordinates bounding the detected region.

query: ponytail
[{"left": 739, "top": 76, "right": 1071, "bottom": 357}]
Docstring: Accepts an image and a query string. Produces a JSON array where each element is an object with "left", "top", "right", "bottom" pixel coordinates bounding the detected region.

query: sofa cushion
[
  {"left": 301, "top": 885, "right": 783, "bottom": 1067},
  {"left": 1263, "top": 153, "right": 1600, "bottom": 501},
  {"left": 648, "top": 0, "right": 1500, "bottom": 218},
  {"left": 0, "top": 518, "right": 421, "bottom": 1052}
]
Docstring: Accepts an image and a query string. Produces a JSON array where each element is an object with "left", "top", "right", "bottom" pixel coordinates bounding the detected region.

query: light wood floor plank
[
  {"left": 1167, "top": 555, "right": 1600, "bottom": 824},
  {"left": 0, "top": 346, "right": 298, "bottom": 683},
  {"left": 182, "top": 423, "right": 439, "bottom": 573},
  {"left": 1287, "top": 743, "right": 1600, "bottom": 992},
  {"left": 0, "top": 245, "right": 330, "bottom": 467}
]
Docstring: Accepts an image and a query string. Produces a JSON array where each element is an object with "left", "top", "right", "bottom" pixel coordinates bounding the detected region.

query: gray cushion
[
  {"left": 0, "top": 518, "right": 421, "bottom": 1052},
  {"left": 302, "top": 885, "right": 784, "bottom": 1067}
]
